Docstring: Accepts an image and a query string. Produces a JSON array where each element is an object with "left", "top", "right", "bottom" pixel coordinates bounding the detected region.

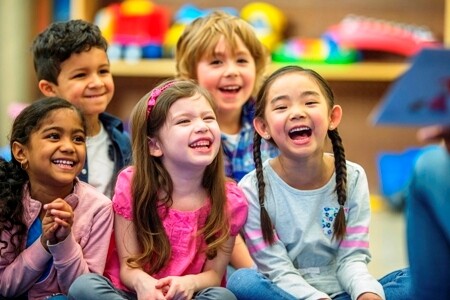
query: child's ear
[
  {"left": 329, "top": 105, "right": 343, "bottom": 130},
  {"left": 148, "top": 137, "right": 163, "bottom": 157},
  {"left": 253, "top": 117, "right": 271, "bottom": 140},
  {"left": 38, "top": 80, "right": 57, "bottom": 96},
  {"left": 11, "top": 141, "right": 28, "bottom": 165}
]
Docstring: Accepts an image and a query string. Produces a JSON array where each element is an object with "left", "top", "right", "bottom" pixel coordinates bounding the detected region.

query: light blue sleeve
[
  {"left": 335, "top": 164, "right": 385, "bottom": 299},
  {"left": 239, "top": 172, "right": 330, "bottom": 300}
]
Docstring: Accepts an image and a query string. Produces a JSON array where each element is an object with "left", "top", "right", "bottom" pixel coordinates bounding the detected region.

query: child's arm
[
  {"left": 229, "top": 234, "right": 254, "bottom": 269},
  {"left": 156, "top": 236, "right": 235, "bottom": 299},
  {"left": 115, "top": 213, "right": 166, "bottom": 300},
  {"left": 239, "top": 175, "right": 331, "bottom": 299},
  {"left": 335, "top": 164, "right": 385, "bottom": 300},
  {"left": 50, "top": 197, "right": 114, "bottom": 294},
  {"left": 0, "top": 236, "right": 52, "bottom": 297}
]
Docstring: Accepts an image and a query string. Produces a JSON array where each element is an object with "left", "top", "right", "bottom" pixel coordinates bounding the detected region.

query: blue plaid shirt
[{"left": 222, "top": 100, "right": 279, "bottom": 182}]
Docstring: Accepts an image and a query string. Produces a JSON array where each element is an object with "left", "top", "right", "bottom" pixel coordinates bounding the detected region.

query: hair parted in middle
[
  {"left": 253, "top": 65, "right": 348, "bottom": 244},
  {"left": 127, "top": 79, "right": 231, "bottom": 274},
  {"left": 175, "top": 10, "right": 269, "bottom": 95}
]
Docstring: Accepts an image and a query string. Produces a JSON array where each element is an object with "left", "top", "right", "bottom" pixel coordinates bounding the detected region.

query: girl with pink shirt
[
  {"left": 0, "top": 97, "right": 113, "bottom": 300},
  {"left": 69, "top": 80, "right": 248, "bottom": 300}
]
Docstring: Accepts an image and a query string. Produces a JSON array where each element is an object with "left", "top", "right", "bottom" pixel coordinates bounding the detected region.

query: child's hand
[
  {"left": 41, "top": 210, "right": 59, "bottom": 249},
  {"left": 43, "top": 199, "right": 73, "bottom": 244},
  {"left": 417, "top": 125, "right": 450, "bottom": 152},
  {"left": 155, "top": 276, "right": 195, "bottom": 300},
  {"left": 135, "top": 286, "right": 167, "bottom": 300},
  {"left": 357, "top": 292, "right": 383, "bottom": 300},
  {"left": 134, "top": 273, "right": 167, "bottom": 300}
]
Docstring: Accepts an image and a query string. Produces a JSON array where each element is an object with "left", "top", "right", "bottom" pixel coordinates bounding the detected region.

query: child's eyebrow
[
  {"left": 269, "top": 90, "right": 320, "bottom": 104},
  {"left": 41, "top": 126, "right": 85, "bottom": 134}
]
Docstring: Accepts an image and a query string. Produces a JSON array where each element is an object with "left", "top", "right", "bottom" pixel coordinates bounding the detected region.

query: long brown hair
[
  {"left": 127, "top": 79, "right": 231, "bottom": 274},
  {"left": 253, "top": 66, "right": 348, "bottom": 244}
]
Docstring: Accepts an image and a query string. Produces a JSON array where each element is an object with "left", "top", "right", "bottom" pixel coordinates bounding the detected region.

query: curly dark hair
[
  {"left": 0, "top": 97, "right": 85, "bottom": 257},
  {"left": 31, "top": 19, "right": 108, "bottom": 84}
]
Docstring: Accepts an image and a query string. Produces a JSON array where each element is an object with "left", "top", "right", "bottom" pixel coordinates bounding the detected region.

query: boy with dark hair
[{"left": 31, "top": 19, "right": 131, "bottom": 198}]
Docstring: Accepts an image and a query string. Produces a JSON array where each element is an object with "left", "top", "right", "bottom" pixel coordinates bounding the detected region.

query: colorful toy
[
  {"left": 240, "top": 2, "right": 286, "bottom": 52},
  {"left": 272, "top": 36, "right": 360, "bottom": 64},
  {"left": 95, "top": 0, "right": 171, "bottom": 60},
  {"left": 325, "top": 15, "right": 442, "bottom": 57},
  {"left": 163, "top": 4, "right": 238, "bottom": 58}
]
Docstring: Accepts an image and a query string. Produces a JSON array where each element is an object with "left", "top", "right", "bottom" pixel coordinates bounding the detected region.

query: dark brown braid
[
  {"left": 328, "top": 128, "right": 347, "bottom": 241},
  {"left": 254, "top": 65, "right": 349, "bottom": 244},
  {"left": 253, "top": 131, "right": 275, "bottom": 244}
]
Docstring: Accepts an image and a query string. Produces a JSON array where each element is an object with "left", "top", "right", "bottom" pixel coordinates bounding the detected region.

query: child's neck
[
  {"left": 168, "top": 170, "right": 207, "bottom": 211},
  {"left": 84, "top": 115, "right": 101, "bottom": 136},
  {"left": 272, "top": 154, "right": 335, "bottom": 190},
  {"left": 217, "top": 109, "right": 242, "bottom": 135},
  {"left": 29, "top": 182, "right": 73, "bottom": 205}
]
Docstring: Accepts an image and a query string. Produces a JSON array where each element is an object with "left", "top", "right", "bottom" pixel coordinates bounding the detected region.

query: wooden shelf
[{"left": 110, "top": 59, "right": 410, "bottom": 82}]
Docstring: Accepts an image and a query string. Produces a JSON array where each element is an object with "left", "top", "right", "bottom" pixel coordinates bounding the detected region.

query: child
[
  {"left": 226, "top": 66, "right": 411, "bottom": 300},
  {"left": 176, "top": 10, "right": 278, "bottom": 270},
  {"left": 68, "top": 80, "right": 248, "bottom": 299},
  {"left": 0, "top": 97, "right": 113, "bottom": 299},
  {"left": 406, "top": 125, "right": 450, "bottom": 298},
  {"left": 31, "top": 19, "right": 131, "bottom": 199}
]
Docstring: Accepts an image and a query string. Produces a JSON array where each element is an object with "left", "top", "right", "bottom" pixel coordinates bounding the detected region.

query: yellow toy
[{"left": 240, "top": 2, "right": 286, "bottom": 52}]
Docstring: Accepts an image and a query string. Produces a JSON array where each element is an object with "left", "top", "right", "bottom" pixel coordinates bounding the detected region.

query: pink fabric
[
  {"left": 0, "top": 180, "right": 113, "bottom": 299},
  {"left": 104, "top": 166, "right": 248, "bottom": 290}
]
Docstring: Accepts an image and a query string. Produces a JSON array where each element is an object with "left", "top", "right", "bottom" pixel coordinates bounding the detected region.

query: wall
[{"left": 0, "top": 0, "right": 33, "bottom": 147}]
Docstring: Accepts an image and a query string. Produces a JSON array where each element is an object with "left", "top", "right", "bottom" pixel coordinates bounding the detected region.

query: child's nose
[
  {"left": 195, "top": 120, "right": 209, "bottom": 133},
  {"left": 88, "top": 74, "right": 104, "bottom": 87},
  {"left": 224, "top": 62, "right": 238, "bottom": 77},
  {"left": 60, "top": 139, "right": 76, "bottom": 152}
]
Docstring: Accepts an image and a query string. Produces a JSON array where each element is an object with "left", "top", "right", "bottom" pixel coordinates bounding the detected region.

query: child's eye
[
  {"left": 73, "top": 135, "right": 86, "bottom": 143},
  {"left": 274, "top": 105, "right": 287, "bottom": 111},
  {"left": 176, "top": 119, "right": 190, "bottom": 125},
  {"left": 237, "top": 58, "right": 248, "bottom": 64},
  {"left": 99, "top": 68, "right": 110, "bottom": 75},
  {"left": 73, "top": 73, "right": 86, "bottom": 79},
  {"left": 306, "top": 101, "right": 318, "bottom": 105},
  {"left": 46, "top": 133, "right": 60, "bottom": 140},
  {"left": 204, "top": 115, "right": 216, "bottom": 121},
  {"left": 210, "top": 59, "right": 222, "bottom": 65}
]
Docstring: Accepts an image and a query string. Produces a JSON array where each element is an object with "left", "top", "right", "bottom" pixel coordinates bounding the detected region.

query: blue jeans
[
  {"left": 68, "top": 273, "right": 237, "bottom": 300},
  {"left": 406, "top": 146, "right": 450, "bottom": 298},
  {"left": 227, "top": 268, "right": 410, "bottom": 300}
]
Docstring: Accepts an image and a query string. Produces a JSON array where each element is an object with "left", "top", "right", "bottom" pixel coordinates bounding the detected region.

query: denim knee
[
  {"left": 195, "top": 287, "right": 237, "bottom": 300},
  {"left": 68, "top": 273, "right": 108, "bottom": 299}
]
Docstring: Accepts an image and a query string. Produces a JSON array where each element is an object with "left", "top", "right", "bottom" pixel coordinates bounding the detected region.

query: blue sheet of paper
[{"left": 371, "top": 48, "right": 450, "bottom": 126}]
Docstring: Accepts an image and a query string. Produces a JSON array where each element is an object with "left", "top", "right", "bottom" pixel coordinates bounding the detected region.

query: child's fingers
[
  {"left": 54, "top": 217, "right": 71, "bottom": 228},
  {"left": 48, "top": 210, "right": 74, "bottom": 223},
  {"left": 155, "top": 277, "right": 170, "bottom": 288}
]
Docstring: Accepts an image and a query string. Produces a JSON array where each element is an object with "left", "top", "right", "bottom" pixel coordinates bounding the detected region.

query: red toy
[{"left": 325, "top": 15, "right": 442, "bottom": 57}]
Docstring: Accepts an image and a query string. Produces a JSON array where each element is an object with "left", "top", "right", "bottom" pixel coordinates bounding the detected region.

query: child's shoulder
[
  {"left": 225, "top": 180, "right": 248, "bottom": 207},
  {"left": 74, "top": 180, "right": 112, "bottom": 208},
  {"left": 345, "top": 159, "right": 366, "bottom": 175},
  {"left": 99, "top": 112, "right": 128, "bottom": 134}
]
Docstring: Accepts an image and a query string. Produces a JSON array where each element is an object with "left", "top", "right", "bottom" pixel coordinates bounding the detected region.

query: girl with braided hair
[{"left": 226, "top": 66, "right": 411, "bottom": 300}]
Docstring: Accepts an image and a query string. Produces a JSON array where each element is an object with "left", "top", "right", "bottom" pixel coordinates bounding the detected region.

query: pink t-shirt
[{"left": 104, "top": 166, "right": 248, "bottom": 290}]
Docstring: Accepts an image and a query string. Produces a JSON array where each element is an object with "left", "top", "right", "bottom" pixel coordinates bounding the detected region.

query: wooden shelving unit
[
  {"left": 72, "top": 0, "right": 449, "bottom": 82},
  {"left": 110, "top": 59, "right": 409, "bottom": 82}
]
